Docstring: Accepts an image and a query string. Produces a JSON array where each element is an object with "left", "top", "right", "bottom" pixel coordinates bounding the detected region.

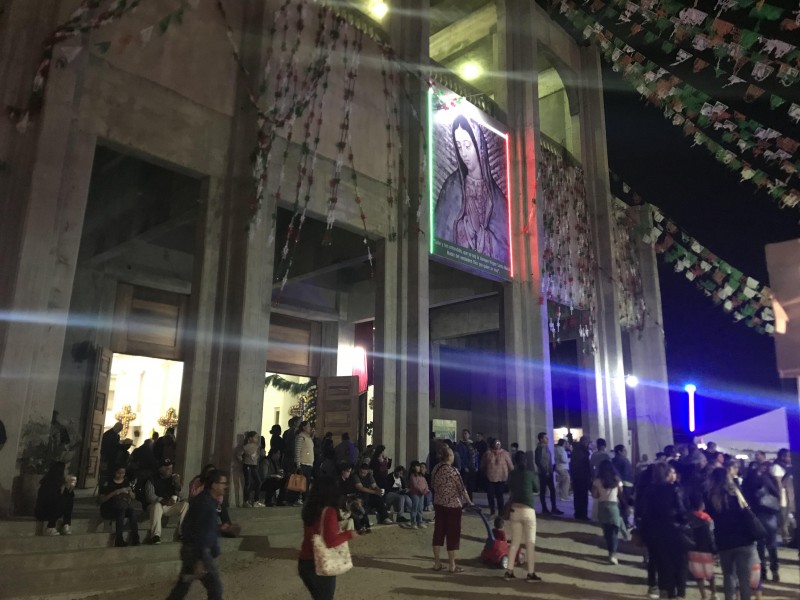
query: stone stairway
[{"left": 0, "top": 497, "right": 306, "bottom": 600}]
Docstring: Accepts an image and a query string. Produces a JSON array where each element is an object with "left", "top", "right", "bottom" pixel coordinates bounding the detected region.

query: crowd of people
[{"left": 30, "top": 418, "right": 797, "bottom": 600}]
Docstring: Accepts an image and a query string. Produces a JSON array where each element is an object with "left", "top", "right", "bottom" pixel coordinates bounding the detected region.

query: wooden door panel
[
  {"left": 317, "top": 376, "right": 360, "bottom": 445},
  {"left": 79, "top": 347, "right": 113, "bottom": 489}
]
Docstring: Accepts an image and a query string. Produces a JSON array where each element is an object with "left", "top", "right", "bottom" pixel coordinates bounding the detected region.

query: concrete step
[
  {"left": 0, "top": 517, "right": 175, "bottom": 538},
  {"left": 1, "top": 540, "right": 251, "bottom": 600},
  {"left": 0, "top": 536, "right": 243, "bottom": 571},
  {"left": 0, "top": 525, "right": 183, "bottom": 555}
]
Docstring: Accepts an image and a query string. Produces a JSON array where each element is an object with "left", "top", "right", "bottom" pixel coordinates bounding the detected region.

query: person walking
[
  {"left": 431, "top": 445, "right": 472, "bottom": 573},
  {"left": 298, "top": 476, "right": 355, "bottom": 599},
  {"left": 570, "top": 436, "right": 592, "bottom": 520},
  {"left": 481, "top": 439, "right": 513, "bottom": 518},
  {"left": 167, "top": 469, "right": 228, "bottom": 600},
  {"left": 535, "top": 432, "right": 563, "bottom": 515},
  {"left": 706, "top": 468, "right": 759, "bottom": 600},
  {"left": 554, "top": 439, "right": 571, "bottom": 501},
  {"left": 742, "top": 461, "right": 781, "bottom": 582},
  {"left": 503, "top": 449, "right": 542, "bottom": 583},
  {"left": 644, "top": 462, "right": 689, "bottom": 600},
  {"left": 593, "top": 459, "right": 626, "bottom": 565}
]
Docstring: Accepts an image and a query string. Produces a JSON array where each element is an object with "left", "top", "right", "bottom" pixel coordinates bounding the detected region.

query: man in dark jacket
[
  {"left": 535, "top": 432, "right": 563, "bottom": 515},
  {"left": 570, "top": 436, "right": 592, "bottom": 520},
  {"left": 277, "top": 416, "right": 300, "bottom": 505},
  {"left": 168, "top": 469, "right": 228, "bottom": 600}
]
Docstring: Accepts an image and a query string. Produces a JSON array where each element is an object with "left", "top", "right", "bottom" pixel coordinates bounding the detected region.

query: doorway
[{"left": 106, "top": 353, "right": 184, "bottom": 446}]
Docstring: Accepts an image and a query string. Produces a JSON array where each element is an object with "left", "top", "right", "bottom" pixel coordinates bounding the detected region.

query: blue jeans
[
  {"left": 410, "top": 494, "right": 424, "bottom": 525},
  {"left": 602, "top": 524, "right": 619, "bottom": 556},
  {"left": 168, "top": 546, "right": 222, "bottom": 600},
  {"left": 756, "top": 512, "right": 779, "bottom": 574},
  {"left": 719, "top": 545, "right": 756, "bottom": 600}
]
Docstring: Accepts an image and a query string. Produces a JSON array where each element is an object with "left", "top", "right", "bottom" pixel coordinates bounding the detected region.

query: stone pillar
[
  {"left": 175, "top": 177, "right": 223, "bottom": 481},
  {"left": 501, "top": 0, "right": 553, "bottom": 453},
  {"left": 200, "top": 1, "right": 274, "bottom": 474},
  {"left": 628, "top": 205, "right": 673, "bottom": 458},
  {"left": 577, "top": 46, "right": 627, "bottom": 448},
  {"left": 382, "top": 0, "right": 431, "bottom": 467},
  {"left": 0, "top": 0, "right": 94, "bottom": 515},
  {"left": 374, "top": 239, "right": 399, "bottom": 457}
]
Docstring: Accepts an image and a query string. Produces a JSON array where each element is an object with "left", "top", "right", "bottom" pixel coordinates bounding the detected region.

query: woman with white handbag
[{"left": 298, "top": 476, "right": 355, "bottom": 599}]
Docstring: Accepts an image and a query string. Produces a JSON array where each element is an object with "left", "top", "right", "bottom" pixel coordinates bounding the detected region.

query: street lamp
[{"left": 685, "top": 383, "right": 697, "bottom": 433}]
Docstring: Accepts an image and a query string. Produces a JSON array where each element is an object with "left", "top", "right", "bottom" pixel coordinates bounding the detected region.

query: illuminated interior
[{"left": 107, "top": 353, "right": 184, "bottom": 444}]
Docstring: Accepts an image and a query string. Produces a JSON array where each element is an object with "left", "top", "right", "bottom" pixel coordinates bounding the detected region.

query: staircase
[{"left": 0, "top": 497, "right": 303, "bottom": 600}]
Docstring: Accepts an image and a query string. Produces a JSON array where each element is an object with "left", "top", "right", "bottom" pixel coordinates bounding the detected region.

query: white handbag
[{"left": 312, "top": 507, "right": 353, "bottom": 576}]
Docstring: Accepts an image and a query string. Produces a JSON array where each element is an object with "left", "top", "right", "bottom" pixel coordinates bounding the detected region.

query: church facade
[{"left": 0, "top": 0, "right": 672, "bottom": 515}]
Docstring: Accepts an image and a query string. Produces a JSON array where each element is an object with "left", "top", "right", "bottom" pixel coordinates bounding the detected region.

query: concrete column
[
  {"left": 0, "top": 0, "right": 93, "bottom": 515},
  {"left": 388, "top": 0, "right": 431, "bottom": 467},
  {"left": 175, "top": 177, "right": 223, "bottom": 481},
  {"left": 201, "top": 1, "right": 274, "bottom": 473},
  {"left": 374, "top": 239, "right": 399, "bottom": 458},
  {"left": 501, "top": 0, "right": 553, "bottom": 453},
  {"left": 577, "top": 45, "right": 627, "bottom": 448},
  {"left": 628, "top": 205, "right": 673, "bottom": 458}
]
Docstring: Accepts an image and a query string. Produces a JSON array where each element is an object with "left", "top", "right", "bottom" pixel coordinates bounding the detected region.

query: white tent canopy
[{"left": 696, "top": 407, "right": 789, "bottom": 457}]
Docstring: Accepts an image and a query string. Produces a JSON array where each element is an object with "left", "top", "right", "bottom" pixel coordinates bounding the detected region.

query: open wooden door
[
  {"left": 79, "top": 347, "right": 113, "bottom": 489},
  {"left": 316, "top": 376, "right": 360, "bottom": 445}
]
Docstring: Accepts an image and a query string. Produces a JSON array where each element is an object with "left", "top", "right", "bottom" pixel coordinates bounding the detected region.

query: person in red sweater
[{"left": 298, "top": 476, "right": 355, "bottom": 599}]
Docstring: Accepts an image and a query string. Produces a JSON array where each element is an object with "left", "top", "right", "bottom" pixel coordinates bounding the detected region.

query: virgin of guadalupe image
[{"left": 434, "top": 114, "right": 509, "bottom": 263}]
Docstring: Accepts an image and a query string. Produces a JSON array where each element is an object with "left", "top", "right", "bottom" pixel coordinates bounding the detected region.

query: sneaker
[
  {"left": 504, "top": 571, "right": 516, "bottom": 580},
  {"left": 382, "top": 518, "right": 394, "bottom": 525},
  {"left": 647, "top": 586, "right": 660, "bottom": 599},
  {"left": 292, "top": 500, "right": 304, "bottom": 507},
  {"left": 60, "top": 524, "right": 72, "bottom": 535},
  {"left": 150, "top": 535, "right": 161, "bottom": 545},
  {"left": 44, "top": 528, "right": 60, "bottom": 536},
  {"left": 253, "top": 501, "right": 266, "bottom": 508},
  {"left": 772, "top": 571, "right": 780, "bottom": 583},
  {"left": 551, "top": 508, "right": 564, "bottom": 515},
  {"left": 526, "top": 573, "right": 542, "bottom": 583},
  {"left": 417, "top": 523, "right": 427, "bottom": 529},
  {"left": 397, "top": 515, "right": 410, "bottom": 523},
  {"left": 363, "top": 528, "right": 373, "bottom": 534},
  {"left": 244, "top": 501, "right": 253, "bottom": 508},
  {"left": 609, "top": 555, "right": 619, "bottom": 565}
]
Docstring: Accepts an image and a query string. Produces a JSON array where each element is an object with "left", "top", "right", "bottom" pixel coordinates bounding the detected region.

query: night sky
[{"left": 602, "top": 63, "right": 800, "bottom": 438}]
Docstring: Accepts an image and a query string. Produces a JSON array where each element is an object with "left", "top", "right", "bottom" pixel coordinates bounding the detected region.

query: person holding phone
[{"left": 98, "top": 466, "right": 139, "bottom": 547}]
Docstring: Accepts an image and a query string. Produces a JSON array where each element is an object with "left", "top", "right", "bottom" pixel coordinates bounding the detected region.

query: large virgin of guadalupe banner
[{"left": 429, "top": 88, "right": 512, "bottom": 281}]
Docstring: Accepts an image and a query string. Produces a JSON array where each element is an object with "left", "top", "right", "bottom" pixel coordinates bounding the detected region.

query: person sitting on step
[
  {"left": 99, "top": 466, "right": 140, "bottom": 547},
  {"left": 34, "top": 461, "right": 76, "bottom": 536},
  {"left": 144, "top": 458, "right": 188, "bottom": 544},
  {"left": 383, "top": 465, "right": 412, "bottom": 523}
]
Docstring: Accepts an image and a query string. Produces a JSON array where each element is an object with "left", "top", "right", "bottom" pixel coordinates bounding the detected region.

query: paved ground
[{"left": 88, "top": 496, "right": 800, "bottom": 600}]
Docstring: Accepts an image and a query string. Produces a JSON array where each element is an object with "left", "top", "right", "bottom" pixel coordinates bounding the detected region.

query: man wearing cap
[{"left": 145, "top": 459, "right": 188, "bottom": 544}]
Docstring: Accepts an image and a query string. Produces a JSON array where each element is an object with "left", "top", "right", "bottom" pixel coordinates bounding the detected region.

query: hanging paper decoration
[
  {"left": 8, "top": 0, "right": 143, "bottom": 132},
  {"left": 645, "top": 207, "right": 775, "bottom": 334},
  {"left": 611, "top": 200, "right": 648, "bottom": 332},
  {"left": 538, "top": 0, "right": 800, "bottom": 210},
  {"left": 539, "top": 136, "right": 598, "bottom": 353}
]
